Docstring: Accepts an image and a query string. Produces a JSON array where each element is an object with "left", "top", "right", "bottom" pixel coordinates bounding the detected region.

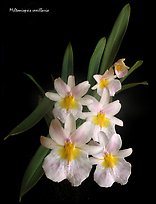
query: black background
[{"left": 0, "top": 0, "right": 152, "bottom": 203}]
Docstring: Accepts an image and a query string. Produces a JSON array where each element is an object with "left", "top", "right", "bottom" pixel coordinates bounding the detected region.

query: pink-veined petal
[
  {"left": 117, "top": 148, "right": 132, "bottom": 158},
  {"left": 114, "top": 58, "right": 129, "bottom": 79},
  {"left": 67, "top": 151, "right": 92, "bottom": 186},
  {"left": 71, "top": 121, "right": 92, "bottom": 146},
  {"left": 72, "top": 81, "right": 90, "bottom": 98},
  {"left": 106, "top": 134, "right": 122, "bottom": 153},
  {"left": 94, "top": 166, "right": 115, "bottom": 187},
  {"left": 107, "top": 79, "right": 121, "bottom": 96},
  {"left": 113, "top": 158, "right": 131, "bottom": 185},
  {"left": 102, "top": 100, "right": 121, "bottom": 116},
  {"left": 45, "top": 92, "right": 61, "bottom": 101},
  {"left": 54, "top": 77, "right": 71, "bottom": 97},
  {"left": 115, "top": 68, "right": 128, "bottom": 78},
  {"left": 67, "top": 75, "right": 75, "bottom": 88},
  {"left": 42, "top": 150, "right": 67, "bottom": 182},
  {"left": 49, "top": 119, "right": 68, "bottom": 145},
  {"left": 64, "top": 114, "right": 76, "bottom": 134},
  {"left": 40, "top": 136, "right": 56, "bottom": 149}
]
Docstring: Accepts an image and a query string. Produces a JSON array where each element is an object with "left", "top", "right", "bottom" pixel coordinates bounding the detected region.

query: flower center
[
  {"left": 102, "top": 153, "right": 118, "bottom": 168},
  {"left": 99, "top": 79, "right": 109, "bottom": 89},
  {"left": 115, "top": 64, "right": 122, "bottom": 72},
  {"left": 59, "top": 95, "right": 78, "bottom": 110},
  {"left": 59, "top": 141, "right": 80, "bottom": 162},
  {"left": 92, "top": 112, "right": 110, "bottom": 128}
]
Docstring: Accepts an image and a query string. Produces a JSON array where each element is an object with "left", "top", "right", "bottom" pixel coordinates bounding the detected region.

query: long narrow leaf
[
  {"left": 4, "top": 96, "right": 53, "bottom": 140},
  {"left": 61, "top": 42, "right": 74, "bottom": 82},
  {"left": 117, "top": 81, "right": 148, "bottom": 93},
  {"left": 100, "top": 3, "right": 131, "bottom": 74},
  {"left": 120, "top": 60, "right": 143, "bottom": 83},
  {"left": 24, "top": 73, "right": 45, "bottom": 95},
  {"left": 87, "top": 37, "right": 106, "bottom": 86},
  {"left": 19, "top": 144, "right": 50, "bottom": 202}
]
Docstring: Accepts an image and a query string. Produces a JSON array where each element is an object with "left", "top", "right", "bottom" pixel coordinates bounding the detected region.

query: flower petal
[
  {"left": 40, "top": 136, "right": 56, "bottom": 149},
  {"left": 93, "top": 74, "right": 102, "bottom": 82},
  {"left": 90, "top": 157, "right": 102, "bottom": 165},
  {"left": 103, "top": 100, "right": 121, "bottom": 116},
  {"left": 113, "top": 158, "right": 131, "bottom": 185},
  {"left": 106, "top": 134, "right": 122, "bottom": 153},
  {"left": 102, "top": 124, "right": 116, "bottom": 138},
  {"left": 45, "top": 92, "right": 61, "bottom": 101},
  {"left": 49, "top": 119, "right": 68, "bottom": 145},
  {"left": 103, "top": 67, "right": 114, "bottom": 79},
  {"left": 42, "top": 150, "right": 67, "bottom": 182},
  {"left": 91, "top": 84, "right": 98, "bottom": 90},
  {"left": 83, "top": 144, "right": 103, "bottom": 155},
  {"left": 94, "top": 166, "right": 115, "bottom": 187},
  {"left": 67, "top": 151, "right": 92, "bottom": 186},
  {"left": 100, "top": 88, "right": 110, "bottom": 105},
  {"left": 72, "top": 81, "right": 90, "bottom": 98},
  {"left": 54, "top": 77, "right": 71, "bottom": 97},
  {"left": 111, "top": 116, "right": 123, "bottom": 126},
  {"left": 107, "top": 79, "right": 121, "bottom": 96},
  {"left": 67, "top": 75, "right": 75, "bottom": 88},
  {"left": 53, "top": 106, "right": 67, "bottom": 123},
  {"left": 79, "top": 95, "right": 96, "bottom": 105},
  {"left": 87, "top": 102, "right": 103, "bottom": 112},
  {"left": 71, "top": 121, "right": 92, "bottom": 146},
  {"left": 115, "top": 68, "right": 128, "bottom": 78},
  {"left": 64, "top": 114, "right": 76, "bottom": 134},
  {"left": 117, "top": 148, "right": 133, "bottom": 158},
  {"left": 98, "top": 131, "right": 108, "bottom": 147}
]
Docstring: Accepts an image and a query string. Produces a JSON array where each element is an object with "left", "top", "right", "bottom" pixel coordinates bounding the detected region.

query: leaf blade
[
  {"left": 87, "top": 37, "right": 106, "bottom": 85},
  {"left": 117, "top": 81, "right": 148, "bottom": 93},
  {"left": 24, "top": 73, "right": 45, "bottom": 95},
  {"left": 100, "top": 3, "right": 131, "bottom": 74},
  {"left": 120, "top": 60, "right": 143, "bottom": 83},
  {"left": 61, "top": 42, "right": 74, "bottom": 82},
  {"left": 4, "top": 96, "right": 53, "bottom": 140},
  {"left": 19, "top": 144, "right": 50, "bottom": 202}
]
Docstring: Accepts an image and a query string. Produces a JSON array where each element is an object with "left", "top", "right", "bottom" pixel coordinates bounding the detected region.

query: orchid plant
[{"left": 4, "top": 3, "right": 148, "bottom": 202}]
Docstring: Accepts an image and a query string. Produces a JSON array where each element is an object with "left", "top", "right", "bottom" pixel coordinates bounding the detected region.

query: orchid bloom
[
  {"left": 91, "top": 67, "right": 121, "bottom": 96},
  {"left": 90, "top": 132, "right": 132, "bottom": 187},
  {"left": 40, "top": 115, "right": 101, "bottom": 186},
  {"left": 114, "top": 58, "right": 129, "bottom": 78},
  {"left": 45, "top": 75, "right": 91, "bottom": 123},
  {"left": 83, "top": 89, "right": 123, "bottom": 141}
]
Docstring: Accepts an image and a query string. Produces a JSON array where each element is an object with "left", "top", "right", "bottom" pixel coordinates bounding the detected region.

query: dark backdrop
[{"left": 0, "top": 0, "right": 152, "bottom": 203}]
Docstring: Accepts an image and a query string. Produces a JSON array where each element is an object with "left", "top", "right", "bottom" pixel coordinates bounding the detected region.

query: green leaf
[
  {"left": 100, "top": 3, "right": 131, "bottom": 74},
  {"left": 4, "top": 96, "right": 53, "bottom": 140},
  {"left": 24, "top": 73, "right": 45, "bottom": 95},
  {"left": 61, "top": 42, "right": 74, "bottom": 82},
  {"left": 120, "top": 60, "right": 143, "bottom": 83},
  {"left": 87, "top": 37, "right": 106, "bottom": 86},
  {"left": 117, "top": 81, "right": 148, "bottom": 93},
  {"left": 19, "top": 144, "right": 50, "bottom": 202}
]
